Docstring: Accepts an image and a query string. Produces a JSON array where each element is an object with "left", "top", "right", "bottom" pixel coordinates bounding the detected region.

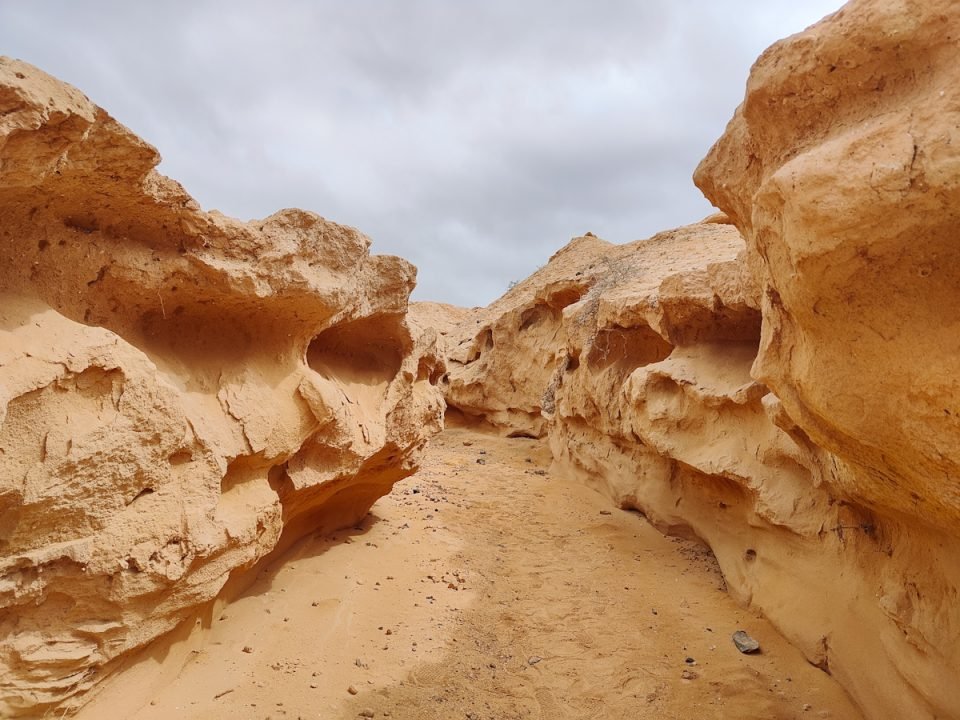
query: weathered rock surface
[
  {"left": 408, "top": 301, "right": 474, "bottom": 364},
  {"left": 443, "top": 217, "right": 959, "bottom": 719},
  {"left": 0, "top": 58, "right": 443, "bottom": 715},
  {"left": 696, "top": 0, "right": 960, "bottom": 536},
  {"left": 440, "top": 2, "right": 960, "bottom": 711}
]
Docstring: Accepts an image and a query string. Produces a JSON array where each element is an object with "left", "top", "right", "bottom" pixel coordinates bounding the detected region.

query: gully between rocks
[{"left": 77, "top": 429, "right": 859, "bottom": 720}]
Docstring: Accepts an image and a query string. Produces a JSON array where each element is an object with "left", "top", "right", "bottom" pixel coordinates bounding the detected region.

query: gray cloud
[{"left": 0, "top": 0, "right": 843, "bottom": 306}]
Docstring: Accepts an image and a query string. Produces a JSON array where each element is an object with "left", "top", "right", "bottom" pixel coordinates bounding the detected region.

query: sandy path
[{"left": 77, "top": 429, "right": 860, "bottom": 720}]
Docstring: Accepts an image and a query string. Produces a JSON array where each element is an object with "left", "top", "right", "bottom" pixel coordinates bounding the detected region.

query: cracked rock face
[{"left": 0, "top": 58, "right": 444, "bottom": 715}]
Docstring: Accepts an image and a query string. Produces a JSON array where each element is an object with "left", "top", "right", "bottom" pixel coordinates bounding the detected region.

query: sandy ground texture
[{"left": 75, "top": 429, "right": 861, "bottom": 720}]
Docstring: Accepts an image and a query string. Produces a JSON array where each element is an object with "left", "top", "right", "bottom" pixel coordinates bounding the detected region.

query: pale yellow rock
[
  {"left": 436, "top": 4, "right": 960, "bottom": 713},
  {"left": 0, "top": 58, "right": 443, "bottom": 716},
  {"left": 441, "top": 214, "right": 960, "bottom": 720},
  {"left": 695, "top": 0, "right": 960, "bottom": 532}
]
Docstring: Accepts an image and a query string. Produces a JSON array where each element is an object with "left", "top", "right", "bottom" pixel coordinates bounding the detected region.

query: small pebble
[
  {"left": 732, "top": 630, "right": 761, "bottom": 654},
  {"left": 347, "top": 685, "right": 359, "bottom": 695}
]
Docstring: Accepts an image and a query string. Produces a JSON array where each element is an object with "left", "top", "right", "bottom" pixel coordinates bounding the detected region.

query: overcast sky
[{"left": 1, "top": 1, "right": 842, "bottom": 307}]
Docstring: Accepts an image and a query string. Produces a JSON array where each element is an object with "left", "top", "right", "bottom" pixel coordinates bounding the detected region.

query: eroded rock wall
[
  {"left": 441, "top": 7, "right": 960, "bottom": 706},
  {"left": 696, "top": 0, "right": 960, "bottom": 534},
  {"left": 444, "top": 213, "right": 960, "bottom": 718},
  {"left": 442, "top": 234, "right": 620, "bottom": 437},
  {"left": 689, "top": 3, "right": 960, "bottom": 715},
  {"left": 0, "top": 59, "right": 444, "bottom": 715},
  {"left": 437, "top": 3, "right": 960, "bottom": 711}
]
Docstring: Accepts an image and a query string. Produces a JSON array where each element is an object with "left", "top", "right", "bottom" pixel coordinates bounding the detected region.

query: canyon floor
[{"left": 75, "top": 429, "right": 861, "bottom": 720}]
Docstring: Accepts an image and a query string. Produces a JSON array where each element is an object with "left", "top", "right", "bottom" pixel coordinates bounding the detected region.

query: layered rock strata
[{"left": 0, "top": 58, "right": 443, "bottom": 715}]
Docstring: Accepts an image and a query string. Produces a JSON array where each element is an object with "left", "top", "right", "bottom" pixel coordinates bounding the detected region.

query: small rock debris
[{"left": 733, "top": 630, "right": 761, "bottom": 654}]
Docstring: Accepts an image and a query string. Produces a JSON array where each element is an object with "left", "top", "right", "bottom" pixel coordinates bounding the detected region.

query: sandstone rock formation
[
  {"left": 440, "top": 4, "right": 960, "bottom": 716},
  {"left": 443, "top": 223, "right": 752, "bottom": 439},
  {"left": 0, "top": 58, "right": 443, "bottom": 716},
  {"left": 408, "top": 301, "right": 473, "bottom": 365}
]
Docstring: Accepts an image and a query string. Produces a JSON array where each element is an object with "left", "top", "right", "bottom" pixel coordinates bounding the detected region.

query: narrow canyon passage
[{"left": 77, "top": 430, "right": 860, "bottom": 720}]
